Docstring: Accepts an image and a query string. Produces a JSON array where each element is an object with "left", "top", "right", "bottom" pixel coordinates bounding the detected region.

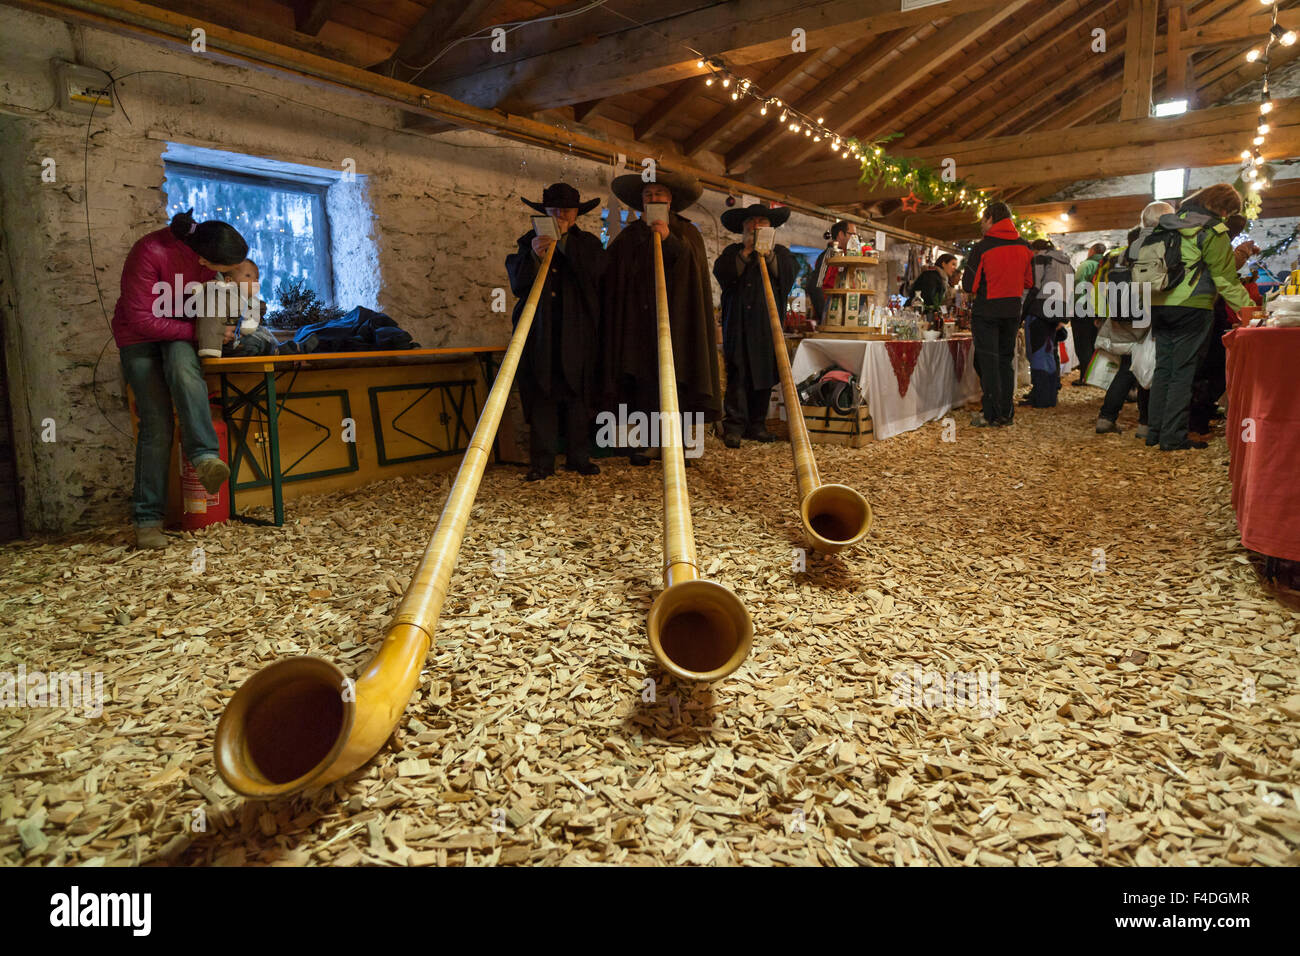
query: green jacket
[
  {"left": 1074, "top": 254, "right": 1102, "bottom": 312},
  {"left": 1151, "top": 206, "right": 1252, "bottom": 312}
]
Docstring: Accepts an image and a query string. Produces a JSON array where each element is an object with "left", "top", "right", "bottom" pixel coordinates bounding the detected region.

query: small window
[{"left": 163, "top": 162, "right": 334, "bottom": 311}]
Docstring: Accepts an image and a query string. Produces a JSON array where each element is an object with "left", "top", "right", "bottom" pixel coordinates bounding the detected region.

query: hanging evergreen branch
[{"left": 852, "top": 138, "right": 1045, "bottom": 239}]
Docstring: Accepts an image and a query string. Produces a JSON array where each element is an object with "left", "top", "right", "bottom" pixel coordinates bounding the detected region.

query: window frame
[{"left": 163, "top": 161, "right": 336, "bottom": 305}]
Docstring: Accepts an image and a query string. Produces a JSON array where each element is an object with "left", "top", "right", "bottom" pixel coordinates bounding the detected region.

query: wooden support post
[{"left": 1120, "top": 0, "right": 1159, "bottom": 119}]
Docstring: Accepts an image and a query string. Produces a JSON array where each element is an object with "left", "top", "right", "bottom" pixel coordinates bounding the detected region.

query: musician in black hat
[
  {"left": 505, "top": 182, "right": 607, "bottom": 480},
  {"left": 713, "top": 203, "right": 797, "bottom": 447},
  {"left": 600, "top": 169, "right": 722, "bottom": 464}
]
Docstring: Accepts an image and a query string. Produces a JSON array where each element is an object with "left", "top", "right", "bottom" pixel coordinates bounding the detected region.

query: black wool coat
[
  {"left": 713, "top": 242, "right": 796, "bottom": 393},
  {"left": 600, "top": 215, "right": 722, "bottom": 421},
  {"left": 505, "top": 225, "right": 607, "bottom": 406}
]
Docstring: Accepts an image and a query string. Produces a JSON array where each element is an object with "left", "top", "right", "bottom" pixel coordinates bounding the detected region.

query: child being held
[{"left": 196, "top": 259, "right": 278, "bottom": 358}]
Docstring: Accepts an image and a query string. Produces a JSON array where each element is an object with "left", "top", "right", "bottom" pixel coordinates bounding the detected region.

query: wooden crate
[{"left": 800, "top": 403, "right": 873, "bottom": 447}]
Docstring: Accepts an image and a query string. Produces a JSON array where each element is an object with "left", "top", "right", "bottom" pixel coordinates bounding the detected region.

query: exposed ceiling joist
[
  {"left": 784, "top": 0, "right": 1035, "bottom": 165},
  {"left": 900, "top": 0, "right": 1125, "bottom": 146},
  {"left": 430, "top": 0, "right": 1012, "bottom": 112},
  {"left": 681, "top": 52, "right": 815, "bottom": 157},
  {"left": 294, "top": 0, "right": 343, "bottom": 37},
  {"left": 724, "top": 31, "right": 906, "bottom": 171}
]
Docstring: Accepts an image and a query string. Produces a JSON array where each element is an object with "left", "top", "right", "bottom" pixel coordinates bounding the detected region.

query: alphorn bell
[
  {"left": 757, "top": 245, "right": 872, "bottom": 553},
  {"left": 215, "top": 243, "right": 559, "bottom": 798},
  {"left": 646, "top": 231, "right": 753, "bottom": 682}
]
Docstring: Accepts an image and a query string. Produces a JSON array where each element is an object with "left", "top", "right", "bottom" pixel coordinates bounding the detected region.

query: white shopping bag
[{"left": 1083, "top": 349, "right": 1121, "bottom": 390}]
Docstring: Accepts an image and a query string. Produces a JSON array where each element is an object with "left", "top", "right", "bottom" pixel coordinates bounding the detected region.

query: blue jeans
[{"left": 120, "top": 340, "right": 219, "bottom": 527}]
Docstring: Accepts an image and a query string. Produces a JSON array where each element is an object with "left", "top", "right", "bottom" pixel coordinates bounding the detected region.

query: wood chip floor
[{"left": 2, "top": 385, "right": 1297, "bottom": 866}]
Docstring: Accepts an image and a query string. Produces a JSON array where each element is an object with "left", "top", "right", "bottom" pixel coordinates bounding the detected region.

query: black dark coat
[
  {"left": 713, "top": 242, "right": 796, "bottom": 393},
  {"left": 600, "top": 215, "right": 722, "bottom": 421},
  {"left": 505, "top": 225, "right": 606, "bottom": 405}
]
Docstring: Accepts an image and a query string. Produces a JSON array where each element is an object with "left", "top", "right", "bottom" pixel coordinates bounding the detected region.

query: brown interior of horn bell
[
  {"left": 244, "top": 678, "right": 347, "bottom": 784},
  {"left": 805, "top": 485, "right": 871, "bottom": 545},
  {"left": 658, "top": 608, "right": 740, "bottom": 675},
  {"left": 810, "top": 510, "right": 857, "bottom": 542}
]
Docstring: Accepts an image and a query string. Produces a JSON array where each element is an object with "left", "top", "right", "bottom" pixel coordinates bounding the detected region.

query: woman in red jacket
[{"left": 114, "top": 210, "right": 248, "bottom": 548}]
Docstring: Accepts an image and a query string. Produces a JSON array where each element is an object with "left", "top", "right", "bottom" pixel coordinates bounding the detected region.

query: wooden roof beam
[
  {"left": 900, "top": 0, "right": 1125, "bottom": 146},
  {"left": 294, "top": 0, "right": 344, "bottom": 37},
  {"left": 430, "top": 0, "right": 1016, "bottom": 111},
  {"left": 681, "top": 52, "right": 816, "bottom": 157},
  {"left": 784, "top": 0, "right": 1036, "bottom": 165},
  {"left": 1120, "top": 0, "right": 1159, "bottom": 120},
  {"left": 633, "top": 80, "right": 699, "bottom": 141},
  {"left": 724, "top": 31, "right": 907, "bottom": 171}
]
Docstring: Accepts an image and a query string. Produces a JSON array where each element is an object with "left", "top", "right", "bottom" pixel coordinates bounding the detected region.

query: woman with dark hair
[
  {"left": 112, "top": 209, "right": 248, "bottom": 548},
  {"left": 906, "top": 253, "right": 959, "bottom": 316}
]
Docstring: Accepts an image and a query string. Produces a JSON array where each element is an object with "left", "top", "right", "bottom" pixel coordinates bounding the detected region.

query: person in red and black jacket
[{"left": 961, "top": 202, "right": 1033, "bottom": 427}]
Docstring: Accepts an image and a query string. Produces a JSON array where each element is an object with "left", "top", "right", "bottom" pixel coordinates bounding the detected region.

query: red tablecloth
[{"left": 1224, "top": 327, "right": 1300, "bottom": 561}]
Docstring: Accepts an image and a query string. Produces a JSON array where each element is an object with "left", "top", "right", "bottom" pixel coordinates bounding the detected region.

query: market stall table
[
  {"left": 785, "top": 336, "right": 981, "bottom": 440},
  {"left": 1224, "top": 326, "right": 1300, "bottom": 563},
  {"left": 201, "top": 347, "right": 505, "bottom": 526}
]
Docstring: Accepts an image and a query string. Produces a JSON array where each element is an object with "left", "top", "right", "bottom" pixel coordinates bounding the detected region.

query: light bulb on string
[
  {"left": 760, "top": 102, "right": 768, "bottom": 115},
  {"left": 1254, "top": 133, "right": 1266, "bottom": 145},
  {"left": 1247, "top": 48, "right": 1261, "bottom": 62},
  {"left": 705, "top": 75, "right": 714, "bottom": 86},
  {"left": 779, "top": 109, "right": 787, "bottom": 122},
  {"left": 721, "top": 76, "right": 730, "bottom": 88},
  {"left": 1284, "top": 31, "right": 1297, "bottom": 46},
  {"left": 696, "top": 59, "right": 705, "bottom": 69},
  {"left": 1261, "top": 99, "right": 1274, "bottom": 114}
]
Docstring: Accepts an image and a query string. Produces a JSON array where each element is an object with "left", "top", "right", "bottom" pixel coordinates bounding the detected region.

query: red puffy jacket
[
  {"left": 961, "top": 218, "right": 1033, "bottom": 319},
  {"left": 111, "top": 228, "right": 214, "bottom": 348}
]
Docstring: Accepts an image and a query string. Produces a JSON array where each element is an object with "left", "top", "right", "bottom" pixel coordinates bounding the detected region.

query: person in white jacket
[{"left": 1095, "top": 202, "right": 1174, "bottom": 437}]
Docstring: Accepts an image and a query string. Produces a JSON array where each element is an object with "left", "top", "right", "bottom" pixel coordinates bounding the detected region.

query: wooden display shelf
[
  {"left": 821, "top": 287, "right": 877, "bottom": 295},
  {"left": 827, "top": 255, "right": 879, "bottom": 266},
  {"left": 812, "top": 325, "right": 893, "bottom": 340}
]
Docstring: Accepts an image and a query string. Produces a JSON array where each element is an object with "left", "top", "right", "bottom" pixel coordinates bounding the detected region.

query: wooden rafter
[
  {"left": 899, "top": 0, "right": 1125, "bottom": 146},
  {"left": 431, "top": 0, "right": 1014, "bottom": 112},
  {"left": 385, "top": 0, "right": 506, "bottom": 82},
  {"left": 681, "top": 52, "right": 815, "bottom": 157},
  {"left": 294, "top": 0, "right": 343, "bottom": 37},
  {"left": 724, "top": 31, "right": 907, "bottom": 171},
  {"left": 783, "top": 0, "right": 1035, "bottom": 166},
  {"left": 1120, "top": 0, "right": 1159, "bottom": 120},
  {"left": 633, "top": 80, "right": 697, "bottom": 141}
]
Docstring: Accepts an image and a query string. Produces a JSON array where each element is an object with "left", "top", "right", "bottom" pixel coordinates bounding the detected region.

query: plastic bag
[{"left": 1131, "top": 332, "right": 1156, "bottom": 389}]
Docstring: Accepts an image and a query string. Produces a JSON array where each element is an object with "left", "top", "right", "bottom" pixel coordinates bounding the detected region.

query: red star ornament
[{"left": 899, "top": 190, "right": 922, "bottom": 212}]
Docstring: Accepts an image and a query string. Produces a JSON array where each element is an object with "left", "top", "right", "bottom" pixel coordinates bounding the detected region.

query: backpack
[
  {"left": 796, "top": 364, "right": 860, "bottom": 413},
  {"left": 1128, "top": 212, "right": 1216, "bottom": 295},
  {"left": 1092, "top": 247, "right": 1139, "bottom": 322},
  {"left": 1024, "top": 249, "right": 1072, "bottom": 317}
]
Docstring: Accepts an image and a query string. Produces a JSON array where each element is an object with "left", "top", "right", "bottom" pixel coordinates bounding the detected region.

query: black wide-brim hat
[
  {"left": 721, "top": 202, "right": 791, "bottom": 233},
  {"left": 611, "top": 168, "right": 703, "bottom": 212},
  {"left": 522, "top": 182, "right": 600, "bottom": 215}
]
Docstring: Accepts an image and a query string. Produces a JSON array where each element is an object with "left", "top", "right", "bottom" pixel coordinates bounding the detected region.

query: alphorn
[
  {"left": 757, "top": 248, "right": 872, "bottom": 553},
  {"left": 645, "top": 231, "right": 753, "bottom": 682},
  {"left": 215, "top": 243, "right": 558, "bottom": 798}
]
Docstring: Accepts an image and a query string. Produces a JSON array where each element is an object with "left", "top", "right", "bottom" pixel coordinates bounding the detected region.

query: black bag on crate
[{"left": 796, "top": 364, "right": 860, "bottom": 414}]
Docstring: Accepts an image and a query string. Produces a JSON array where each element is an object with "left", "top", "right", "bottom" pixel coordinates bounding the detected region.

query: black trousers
[
  {"left": 972, "top": 313, "right": 1019, "bottom": 422},
  {"left": 1071, "top": 316, "right": 1097, "bottom": 380},
  {"left": 525, "top": 383, "right": 591, "bottom": 469},
  {"left": 1147, "top": 305, "right": 1214, "bottom": 449},
  {"left": 722, "top": 359, "right": 772, "bottom": 437},
  {"left": 1099, "top": 354, "right": 1149, "bottom": 425}
]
